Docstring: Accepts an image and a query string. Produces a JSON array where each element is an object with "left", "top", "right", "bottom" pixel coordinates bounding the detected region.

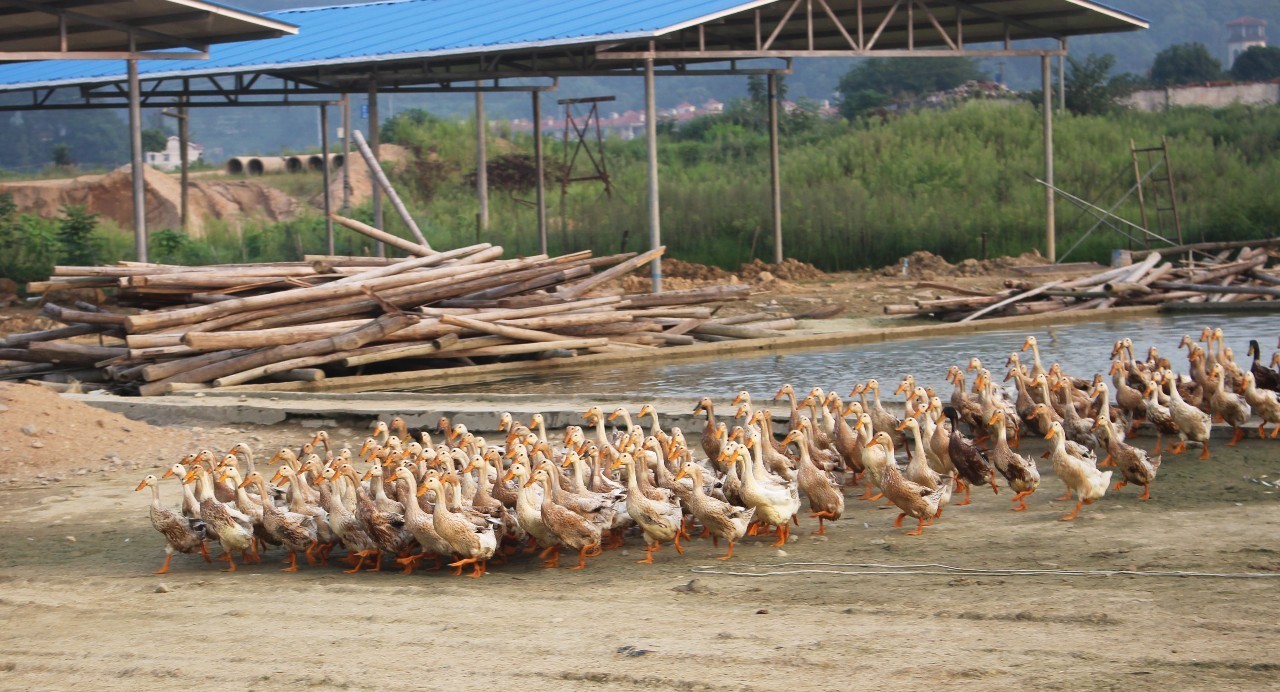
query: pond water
[{"left": 396, "top": 312, "right": 1277, "bottom": 400}]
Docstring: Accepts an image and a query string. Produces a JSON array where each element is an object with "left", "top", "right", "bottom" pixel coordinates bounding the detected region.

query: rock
[
  {"left": 64, "top": 535, "right": 76, "bottom": 543},
  {"left": 154, "top": 583, "right": 171, "bottom": 594},
  {"left": 774, "top": 549, "right": 788, "bottom": 557},
  {"left": 756, "top": 609, "right": 769, "bottom": 615},
  {"left": 20, "top": 423, "right": 37, "bottom": 436},
  {"left": 30, "top": 441, "right": 44, "bottom": 449},
  {"left": 0, "top": 403, "right": 8, "bottom": 412},
  {"left": 671, "top": 578, "right": 710, "bottom": 594}
]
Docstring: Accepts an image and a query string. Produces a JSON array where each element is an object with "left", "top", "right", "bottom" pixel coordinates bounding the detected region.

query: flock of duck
[{"left": 135, "top": 328, "right": 1280, "bottom": 577}]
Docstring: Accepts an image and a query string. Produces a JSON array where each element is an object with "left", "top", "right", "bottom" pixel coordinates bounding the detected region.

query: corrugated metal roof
[{"left": 0, "top": 0, "right": 1148, "bottom": 91}]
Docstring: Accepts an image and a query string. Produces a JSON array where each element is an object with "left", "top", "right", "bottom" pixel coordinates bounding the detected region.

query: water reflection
[{"left": 397, "top": 313, "right": 1277, "bottom": 400}]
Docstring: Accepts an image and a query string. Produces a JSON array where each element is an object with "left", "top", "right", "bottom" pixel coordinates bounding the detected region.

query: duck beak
[
  {"left": 360, "top": 470, "right": 373, "bottom": 482},
  {"left": 1044, "top": 427, "right": 1056, "bottom": 440},
  {"left": 160, "top": 467, "right": 175, "bottom": 479},
  {"left": 502, "top": 470, "right": 515, "bottom": 483},
  {"left": 134, "top": 479, "right": 148, "bottom": 491},
  {"left": 1021, "top": 339, "right": 1031, "bottom": 352},
  {"left": 674, "top": 468, "right": 688, "bottom": 482},
  {"left": 895, "top": 420, "right": 910, "bottom": 431},
  {"left": 863, "top": 439, "right": 879, "bottom": 449},
  {"left": 416, "top": 484, "right": 427, "bottom": 497},
  {"left": 607, "top": 411, "right": 620, "bottom": 421},
  {"left": 237, "top": 476, "right": 252, "bottom": 489},
  {"left": 523, "top": 477, "right": 538, "bottom": 488}
]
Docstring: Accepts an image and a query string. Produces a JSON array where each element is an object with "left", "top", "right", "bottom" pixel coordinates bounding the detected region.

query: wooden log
[
  {"left": 351, "top": 129, "right": 431, "bottom": 248},
  {"left": 123, "top": 250, "right": 505, "bottom": 333},
  {"left": 165, "top": 313, "right": 417, "bottom": 386},
  {"left": 0, "top": 323, "right": 104, "bottom": 348},
  {"left": 266, "top": 369, "right": 326, "bottom": 383},
  {"left": 621, "top": 285, "right": 751, "bottom": 308},
  {"left": 434, "top": 338, "right": 607, "bottom": 358},
  {"left": 1184, "top": 254, "right": 1267, "bottom": 283},
  {"left": 40, "top": 303, "right": 128, "bottom": 326},
  {"left": 140, "top": 349, "right": 254, "bottom": 382},
  {"left": 914, "top": 294, "right": 1007, "bottom": 311},
  {"left": 0, "top": 363, "right": 58, "bottom": 379},
  {"left": 304, "top": 255, "right": 401, "bottom": 266},
  {"left": 1248, "top": 269, "right": 1280, "bottom": 286},
  {"left": 0, "top": 348, "right": 45, "bottom": 362},
  {"left": 711, "top": 311, "right": 774, "bottom": 325},
  {"left": 439, "top": 314, "right": 582, "bottom": 343},
  {"left": 27, "top": 341, "right": 128, "bottom": 364},
  {"left": 1129, "top": 236, "right": 1280, "bottom": 259},
  {"left": 181, "top": 319, "right": 369, "bottom": 351},
  {"left": 883, "top": 304, "right": 927, "bottom": 316},
  {"left": 1095, "top": 251, "right": 1162, "bottom": 309},
  {"left": 627, "top": 307, "right": 715, "bottom": 319},
  {"left": 960, "top": 281, "right": 1069, "bottom": 322},
  {"left": 331, "top": 243, "right": 493, "bottom": 285},
  {"left": 648, "top": 332, "right": 697, "bottom": 345},
  {"left": 330, "top": 213, "right": 432, "bottom": 257},
  {"left": 460, "top": 265, "right": 592, "bottom": 301},
  {"left": 1149, "top": 281, "right": 1280, "bottom": 298},
  {"left": 559, "top": 323, "right": 663, "bottom": 337},
  {"left": 689, "top": 323, "right": 786, "bottom": 339},
  {"left": 212, "top": 334, "right": 453, "bottom": 388},
  {"left": 914, "top": 281, "right": 996, "bottom": 297},
  {"left": 500, "top": 312, "right": 630, "bottom": 330},
  {"left": 745, "top": 318, "right": 798, "bottom": 331},
  {"left": 664, "top": 318, "right": 708, "bottom": 336},
  {"left": 338, "top": 333, "right": 461, "bottom": 368},
  {"left": 25, "top": 277, "right": 116, "bottom": 293},
  {"left": 556, "top": 246, "right": 666, "bottom": 299}
]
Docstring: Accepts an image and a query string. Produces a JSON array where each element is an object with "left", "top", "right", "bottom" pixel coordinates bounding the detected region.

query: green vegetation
[
  {"left": 1230, "top": 46, "right": 1280, "bottom": 81},
  {"left": 3, "top": 101, "right": 1278, "bottom": 284},
  {"left": 836, "top": 58, "right": 986, "bottom": 118},
  {"left": 1150, "top": 43, "right": 1225, "bottom": 86}
]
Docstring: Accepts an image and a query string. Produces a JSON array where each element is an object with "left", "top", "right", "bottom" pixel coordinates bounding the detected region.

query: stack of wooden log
[
  {"left": 3, "top": 239, "right": 800, "bottom": 394},
  {"left": 886, "top": 240, "right": 1280, "bottom": 321}
]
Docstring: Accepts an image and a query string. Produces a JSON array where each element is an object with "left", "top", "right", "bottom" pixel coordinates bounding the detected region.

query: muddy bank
[{"left": 0, "top": 414, "right": 1277, "bottom": 690}]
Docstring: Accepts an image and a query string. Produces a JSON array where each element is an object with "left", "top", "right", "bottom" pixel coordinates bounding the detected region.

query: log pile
[
  {"left": 885, "top": 243, "right": 1280, "bottom": 321},
  {"left": 3, "top": 242, "right": 799, "bottom": 394}
]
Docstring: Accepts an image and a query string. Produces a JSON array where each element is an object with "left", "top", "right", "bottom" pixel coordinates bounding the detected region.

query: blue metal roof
[
  {"left": 0, "top": 0, "right": 1149, "bottom": 92},
  {"left": 0, "top": 0, "right": 772, "bottom": 89}
]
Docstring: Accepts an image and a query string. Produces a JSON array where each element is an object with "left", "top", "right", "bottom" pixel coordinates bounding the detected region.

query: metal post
[
  {"left": 475, "top": 91, "right": 489, "bottom": 233},
  {"left": 368, "top": 79, "right": 383, "bottom": 257},
  {"left": 127, "top": 59, "right": 146, "bottom": 261},
  {"left": 767, "top": 73, "right": 782, "bottom": 264},
  {"left": 1042, "top": 55, "right": 1056, "bottom": 263},
  {"left": 532, "top": 90, "right": 547, "bottom": 255},
  {"left": 177, "top": 104, "right": 188, "bottom": 233},
  {"left": 644, "top": 58, "right": 661, "bottom": 293},
  {"left": 341, "top": 94, "right": 351, "bottom": 212},
  {"left": 320, "top": 103, "right": 333, "bottom": 255},
  {"left": 1058, "top": 40, "right": 1066, "bottom": 114}
]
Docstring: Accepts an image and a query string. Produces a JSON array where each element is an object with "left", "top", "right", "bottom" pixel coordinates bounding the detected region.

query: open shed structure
[
  {"left": 0, "top": 0, "right": 297, "bottom": 260},
  {"left": 0, "top": 0, "right": 1148, "bottom": 283}
]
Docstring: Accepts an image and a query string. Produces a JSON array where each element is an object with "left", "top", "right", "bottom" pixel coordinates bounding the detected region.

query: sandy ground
[{"left": 2, "top": 411, "right": 1279, "bottom": 690}]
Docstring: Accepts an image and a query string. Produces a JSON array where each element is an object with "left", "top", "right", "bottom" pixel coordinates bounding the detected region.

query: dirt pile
[
  {"left": 880, "top": 249, "right": 1044, "bottom": 279},
  {"left": 617, "top": 256, "right": 828, "bottom": 292},
  {"left": 0, "top": 383, "right": 178, "bottom": 483},
  {"left": 738, "top": 258, "right": 827, "bottom": 282},
  {"left": 0, "top": 165, "right": 299, "bottom": 237},
  {"left": 315, "top": 143, "right": 412, "bottom": 208}
]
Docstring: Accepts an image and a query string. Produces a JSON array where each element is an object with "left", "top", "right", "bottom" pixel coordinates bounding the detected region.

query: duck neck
[{"left": 397, "top": 477, "right": 422, "bottom": 521}]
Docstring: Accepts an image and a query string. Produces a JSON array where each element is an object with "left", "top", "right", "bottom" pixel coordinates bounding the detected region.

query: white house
[{"left": 145, "top": 136, "right": 202, "bottom": 171}]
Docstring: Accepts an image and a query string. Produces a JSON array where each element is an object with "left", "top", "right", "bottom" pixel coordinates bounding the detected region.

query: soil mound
[
  {"left": 0, "top": 165, "right": 299, "bottom": 237},
  {"left": 881, "top": 249, "right": 1044, "bottom": 279},
  {"left": 0, "top": 383, "right": 177, "bottom": 482},
  {"left": 738, "top": 258, "right": 827, "bottom": 282}
]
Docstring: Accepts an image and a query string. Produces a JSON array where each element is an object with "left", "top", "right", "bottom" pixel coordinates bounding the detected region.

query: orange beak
[
  {"left": 895, "top": 420, "right": 910, "bottom": 431},
  {"left": 416, "top": 484, "right": 427, "bottom": 497},
  {"left": 237, "top": 476, "right": 253, "bottom": 489},
  {"left": 134, "top": 479, "right": 148, "bottom": 491},
  {"left": 1044, "top": 427, "right": 1057, "bottom": 440},
  {"left": 607, "top": 410, "right": 620, "bottom": 421},
  {"left": 864, "top": 439, "right": 880, "bottom": 449}
]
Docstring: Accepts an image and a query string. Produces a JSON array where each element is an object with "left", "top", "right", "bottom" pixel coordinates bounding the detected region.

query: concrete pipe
[
  {"left": 306, "top": 153, "right": 343, "bottom": 171},
  {"left": 247, "top": 156, "right": 287, "bottom": 176},
  {"left": 285, "top": 155, "right": 306, "bottom": 173},
  {"left": 225, "top": 156, "right": 251, "bottom": 175}
]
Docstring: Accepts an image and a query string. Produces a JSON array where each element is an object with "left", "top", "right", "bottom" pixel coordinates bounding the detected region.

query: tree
[
  {"left": 1231, "top": 45, "right": 1280, "bottom": 82},
  {"left": 56, "top": 204, "right": 100, "bottom": 266},
  {"left": 836, "top": 57, "right": 985, "bottom": 118},
  {"left": 141, "top": 127, "right": 167, "bottom": 153},
  {"left": 1150, "top": 42, "right": 1222, "bottom": 87},
  {"left": 1063, "top": 53, "right": 1146, "bottom": 115},
  {"left": 52, "top": 143, "right": 73, "bottom": 167}
]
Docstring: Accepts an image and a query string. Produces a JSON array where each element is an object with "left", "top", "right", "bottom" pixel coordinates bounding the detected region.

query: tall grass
[{"left": 9, "top": 102, "right": 1278, "bottom": 280}]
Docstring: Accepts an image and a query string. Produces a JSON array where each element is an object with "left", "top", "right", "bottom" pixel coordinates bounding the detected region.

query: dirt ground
[{"left": 1, "top": 382, "right": 1279, "bottom": 690}]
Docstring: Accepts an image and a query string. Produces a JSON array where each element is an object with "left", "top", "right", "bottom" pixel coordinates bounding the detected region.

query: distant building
[
  {"left": 144, "top": 135, "right": 202, "bottom": 171},
  {"left": 1227, "top": 16, "right": 1267, "bottom": 67}
]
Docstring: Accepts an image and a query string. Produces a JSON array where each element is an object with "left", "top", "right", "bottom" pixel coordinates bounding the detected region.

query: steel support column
[
  {"left": 341, "top": 94, "right": 351, "bottom": 212},
  {"left": 1058, "top": 39, "right": 1066, "bottom": 113},
  {"left": 177, "top": 103, "right": 188, "bottom": 232},
  {"left": 127, "top": 59, "right": 146, "bottom": 261},
  {"left": 1042, "top": 55, "right": 1055, "bottom": 263},
  {"left": 368, "top": 79, "right": 383, "bottom": 256},
  {"left": 320, "top": 102, "right": 333, "bottom": 255},
  {"left": 644, "top": 57, "right": 661, "bottom": 293},
  {"left": 767, "top": 73, "right": 782, "bottom": 264},
  {"left": 475, "top": 91, "right": 488, "bottom": 233},
  {"left": 532, "top": 90, "right": 547, "bottom": 255}
]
